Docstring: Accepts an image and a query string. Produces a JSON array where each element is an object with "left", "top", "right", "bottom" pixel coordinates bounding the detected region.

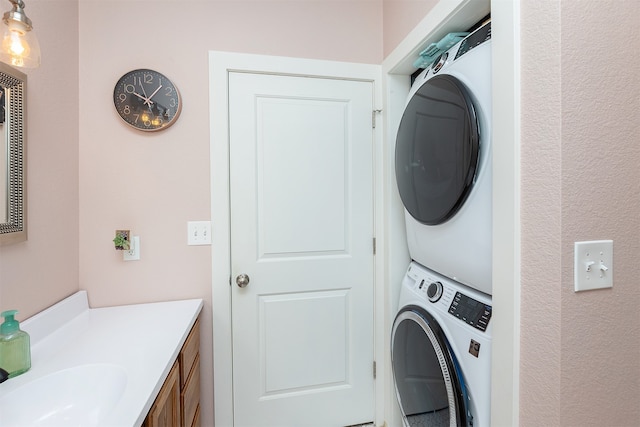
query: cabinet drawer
[
  {"left": 179, "top": 318, "right": 200, "bottom": 388},
  {"left": 181, "top": 354, "right": 200, "bottom": 427}
]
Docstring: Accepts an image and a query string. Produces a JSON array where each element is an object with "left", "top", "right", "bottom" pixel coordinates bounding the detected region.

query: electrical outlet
[
  {"left": 574, "top": 240, "right": 613, "bottom": 292},
  {"left": 123, "top": 236, "right": 140, "bottom": 261},
  {"left": 187, "top": 221, "right": 212, "bottom": 245}
]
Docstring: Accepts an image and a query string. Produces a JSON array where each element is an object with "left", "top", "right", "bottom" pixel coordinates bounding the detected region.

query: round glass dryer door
[
  {"left": 395, "top": 74, "right": 480, "bottom": 225},
  {"left": 391, "top": 306, "right": 469, "bottom": 427}
]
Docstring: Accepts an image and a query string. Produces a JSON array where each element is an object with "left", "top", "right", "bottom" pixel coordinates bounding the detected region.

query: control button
[
  {"left": 426, "top": 281, "right": 443, "bottom": 302},
  {"left": 431, "top": 52, "right": 448, "bottom": 73}
]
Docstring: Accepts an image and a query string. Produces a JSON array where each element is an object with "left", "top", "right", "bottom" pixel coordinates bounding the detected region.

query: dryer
[
  {"left": 392, "top": 261, "right": 492, "bottom": 427},
  {"left": 395, "top": 22, "right": 492, "bottom": 295}
]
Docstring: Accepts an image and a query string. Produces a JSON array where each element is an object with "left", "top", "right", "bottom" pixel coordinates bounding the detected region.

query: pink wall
[
  {"left": 3, "top": 1, "right": 639, "bottom": 427},
  {"left": 559, "top": 1, "right": 640, "bottom": 424},
  {"left": 0, "top": 0, "right": 79, "bottom": 318},
  {"left": 520, "top": 1, "right": 562, "bottom": 423},
  {"left": 520, "top": 1, "right": 640, "bottom": 426},
  {"left": 78, "top": 2, "right": 382, "bottom": 426},
  {"left": 382, "top": 0, "right": 438, "bottom": 56}
]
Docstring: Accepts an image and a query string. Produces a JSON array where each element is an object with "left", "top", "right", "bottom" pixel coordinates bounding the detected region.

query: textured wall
[
  {"left": 520, "top": 0, "right": 562, "bottom": 424},
  {"left": 559, "top": 1, "right": 640, "bottom": 425},
  {"left": 520, "top": 1, "right": 640, "bottom": 426}
]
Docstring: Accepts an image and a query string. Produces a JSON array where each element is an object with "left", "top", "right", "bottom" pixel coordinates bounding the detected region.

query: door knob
[{"left": 236, "top": 273, "right": 250, "bottom": 288}]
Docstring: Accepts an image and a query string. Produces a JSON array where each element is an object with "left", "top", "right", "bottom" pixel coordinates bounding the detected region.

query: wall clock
[{"left": 113, "top": 69, "right": 182, "bottom": 132}]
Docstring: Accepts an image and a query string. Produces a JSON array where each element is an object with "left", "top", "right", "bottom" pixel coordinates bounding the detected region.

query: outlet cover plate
[
  {"left": 123, "top": 236, "right": 140, "bottom": 261},
  {"left": 574, "top": 240, "right": 613, "bottom": 292}
]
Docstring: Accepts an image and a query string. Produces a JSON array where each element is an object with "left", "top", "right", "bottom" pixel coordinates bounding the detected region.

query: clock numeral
[
  {"left": 132, "top": 74, "right": 154, "bottom": 86},
  {"left": 153, "top": 116, "right": 164, "bottom": 127},
  {"left": 123, "top": 105, "right": 131, "bottom": 115},
  {"left": 118, "top": 93, "right": 127, "bottom": 103},
  {"left": 124, "top": 83, "right": 135, "bottom": 94}
]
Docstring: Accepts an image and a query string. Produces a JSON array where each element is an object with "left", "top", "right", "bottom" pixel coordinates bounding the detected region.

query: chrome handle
[{"left": 236, "top": 273, "right": 250, "bottom": 288}]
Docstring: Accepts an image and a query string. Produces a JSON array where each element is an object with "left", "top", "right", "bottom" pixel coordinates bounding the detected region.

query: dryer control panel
[
  {"left": 455, "top": 22, "right": 491, "bottom": 60},
  {"left": 448, "top": 292, "right": 492, "bottom": 332}
]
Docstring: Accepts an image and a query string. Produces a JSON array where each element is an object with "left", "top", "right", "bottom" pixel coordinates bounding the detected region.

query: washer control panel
[{"left": 448, "top": 292, "right": 492, "bottom": 332}]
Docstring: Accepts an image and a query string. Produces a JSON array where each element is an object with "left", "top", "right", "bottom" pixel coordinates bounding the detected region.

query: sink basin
[{"left": 0, "top": 364, "right": 127, "bottom": 426}]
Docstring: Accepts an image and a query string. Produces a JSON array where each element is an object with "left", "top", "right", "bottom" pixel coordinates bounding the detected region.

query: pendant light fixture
[{"left": 0, "top": 0, "right": 39, "bottom": 68}]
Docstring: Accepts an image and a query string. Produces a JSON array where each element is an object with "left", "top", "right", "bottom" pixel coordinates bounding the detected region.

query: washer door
[
  {"left": 395, "top": 74, "right": 479, "bottom": 225},
  {"left": 391, "top": 305, "right": 469, "bottom": 427}
]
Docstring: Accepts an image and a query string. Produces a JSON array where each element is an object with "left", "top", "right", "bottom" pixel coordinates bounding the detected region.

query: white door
[{"left": 229, "top": 71, "right": 375, "bottom": 427}]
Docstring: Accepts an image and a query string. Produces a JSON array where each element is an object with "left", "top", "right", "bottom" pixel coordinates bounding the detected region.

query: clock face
[{"left": 113, "top": 69, "right": 181, "bottom": 132}]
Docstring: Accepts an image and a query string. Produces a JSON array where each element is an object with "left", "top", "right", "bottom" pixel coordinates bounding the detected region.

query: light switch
[
  {"left": 187, "top": 221, "right": 212, "bottom": 245},
  {"left": 574, "top": 240, "right": 613, "bottom": 292}
]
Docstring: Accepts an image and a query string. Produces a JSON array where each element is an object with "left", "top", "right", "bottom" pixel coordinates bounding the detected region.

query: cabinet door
[
  {"left": 147, "top": 362, "right": 181, "bottom": 427},
  {"left": 181, "top": 355, "right": 200, "bottom": 427},
  {"left": 180, "top": 318, "right": 200, "bottom": 388},
  {"left": 180, "top": 319, "right": 201, "bottom": 427}
]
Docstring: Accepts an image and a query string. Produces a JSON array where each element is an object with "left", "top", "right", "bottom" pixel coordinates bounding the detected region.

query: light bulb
[
  {"left": 1, "top": 30, "right": 28, "bottom": 67},
  {"left": 7, "top": 30, "right": 26, "bottom": 53},
  {"left": 0, "top": 5, "right": 40, "bottom": 68}
]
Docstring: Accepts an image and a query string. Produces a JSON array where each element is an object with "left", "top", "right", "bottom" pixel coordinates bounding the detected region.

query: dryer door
[
  {"left": 395, "top": 74, "right": 479, "bottom": 225},
  {"left": 391, "top": 305, "right": 469, "bottom": 427}
]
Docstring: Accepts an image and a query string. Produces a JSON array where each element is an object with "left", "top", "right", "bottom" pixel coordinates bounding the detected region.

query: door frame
[{"left": 209, "top": 52, "right": 383, "bottom": 427}]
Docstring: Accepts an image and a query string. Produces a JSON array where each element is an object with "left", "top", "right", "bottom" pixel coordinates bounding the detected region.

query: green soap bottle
[{"left": 0, "top": 310, "right": 31, "bottom": 378}]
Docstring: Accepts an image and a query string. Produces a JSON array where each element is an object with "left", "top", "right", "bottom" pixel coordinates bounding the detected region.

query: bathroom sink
[{"left": 0, "top": 363, "right": 127, "bottom": 426}]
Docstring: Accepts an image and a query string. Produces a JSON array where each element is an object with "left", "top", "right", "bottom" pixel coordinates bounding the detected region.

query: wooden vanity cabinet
[
  {"left": 144, "top": 362, "right": 180, "bottom": 427},
  {"left": 144, "top": 318, "right": 201, "bottom": 427},
  {"left": 179, "top": 318, "right": 201, "bottom": 427}
]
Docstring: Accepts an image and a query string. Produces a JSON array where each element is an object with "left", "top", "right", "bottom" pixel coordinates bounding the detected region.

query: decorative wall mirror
[{"left": 0, "top": 62, "right": 26, "bottom": 245}]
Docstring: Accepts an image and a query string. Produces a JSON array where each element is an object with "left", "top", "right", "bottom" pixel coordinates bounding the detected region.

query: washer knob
[
  {"left": 431, "top": 52, "right": 448, "bottom": 74},
  {"left": 426, "top": 281, "right": 443, "bottom": 302}
]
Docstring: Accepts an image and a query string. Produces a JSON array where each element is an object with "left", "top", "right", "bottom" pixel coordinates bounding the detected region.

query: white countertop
[{"left": 0, "top": 291, "right": 203, "bottom": 427}]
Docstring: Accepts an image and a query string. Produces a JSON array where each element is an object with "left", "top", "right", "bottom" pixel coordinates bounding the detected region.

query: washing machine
[
  {"left": 395, "top": 22, "right": 492, "bottom": 295},
  {"left": 391, "top": 261, "right": 492, "bottom": 427}
]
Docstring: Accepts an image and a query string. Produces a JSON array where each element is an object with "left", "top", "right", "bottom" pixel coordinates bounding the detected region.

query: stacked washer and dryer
[{"left": 391, "top": 22, "right": 493, "bottom": 427}]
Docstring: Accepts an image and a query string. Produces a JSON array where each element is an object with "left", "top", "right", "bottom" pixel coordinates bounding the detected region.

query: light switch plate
[
  {"left": 187, "top": 221, "right": 212, "bottom": 245},
  {"left": 574, "top": 240, "right": 613, "bottom": 292}
]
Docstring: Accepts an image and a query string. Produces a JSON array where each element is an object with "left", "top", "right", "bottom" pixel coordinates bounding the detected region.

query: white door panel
[
  {"left": 229, "top": 71, "right": 374, "bottom": 426},
  {"left": 258, "top": 97, "right": 347, "bottom": 257}
]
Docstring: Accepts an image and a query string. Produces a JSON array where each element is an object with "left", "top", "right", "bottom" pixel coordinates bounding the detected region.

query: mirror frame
[{"left": 0, "top": 62, "right": 26, "bottom": 246}]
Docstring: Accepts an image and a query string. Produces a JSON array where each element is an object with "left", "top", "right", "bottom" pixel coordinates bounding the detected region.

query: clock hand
[
  {"left": 147, "top": 84, "right": 163, "bottom": 101},
  {"left": 138, "top": 81, "right": 154, "bottom": 109},
  {"left": 132, "top": 91, "right": 152, "bottom": 104}
]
